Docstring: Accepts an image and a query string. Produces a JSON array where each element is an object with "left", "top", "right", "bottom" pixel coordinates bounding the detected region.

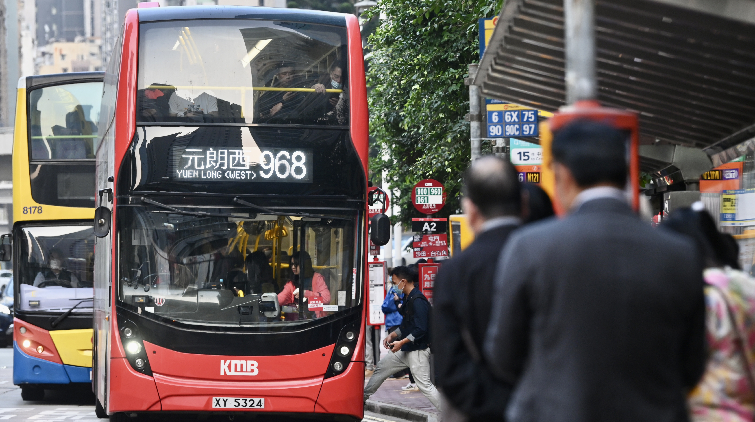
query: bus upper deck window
[{"left": 137, "top": 20, "right": 349, "bottom": 126}]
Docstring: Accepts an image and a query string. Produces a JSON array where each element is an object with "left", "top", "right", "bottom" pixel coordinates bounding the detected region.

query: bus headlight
[
  {"left": 325, "top": 321, "right": 360, "bottom": 379},
  {"left": 0, "top": 304, "right": 9, "bottom": 315},
  {"left": 22, "top": 339, "right": 31, "bottom": 348},
  {"left": 125, "top": 341, "right": 142, "bottom": 355},
  {"left": 117, "top": 317, "right": 152, "bottom": 376}
]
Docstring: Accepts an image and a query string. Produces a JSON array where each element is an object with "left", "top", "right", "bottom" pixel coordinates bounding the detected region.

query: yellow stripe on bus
[{"left": 49, "top": 329, "right": 94, "bottom": 367}]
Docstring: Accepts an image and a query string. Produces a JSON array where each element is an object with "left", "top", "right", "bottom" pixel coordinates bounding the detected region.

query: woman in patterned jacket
[{"left": 664, "top": 204, "right": 755, "bottom": 422}]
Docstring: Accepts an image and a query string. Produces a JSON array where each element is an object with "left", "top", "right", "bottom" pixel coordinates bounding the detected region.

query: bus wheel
[
  {"left": 20, "top": 385, "right": 44, "bottom": 401},
  {"left": 95, "top": 398, "right": 107, "bottom": 419}
]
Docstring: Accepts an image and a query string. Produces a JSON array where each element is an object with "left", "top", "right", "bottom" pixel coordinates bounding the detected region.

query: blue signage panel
[{"left": 485, "top": 107, "right": 541, "bottom": 138}]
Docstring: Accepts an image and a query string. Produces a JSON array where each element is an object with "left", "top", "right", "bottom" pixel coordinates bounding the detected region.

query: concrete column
[
  {"left": 393, "top": 223, "right": 402, "bottom": 267},
  {"left": 469, "top": 63, "right": 481, "bottom": 162},
  {"left": 564, "top": 0, "right": 597, "bottom": 103}
]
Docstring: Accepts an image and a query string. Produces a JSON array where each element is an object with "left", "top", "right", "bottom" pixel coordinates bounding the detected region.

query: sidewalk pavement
[{"left": 365, "top": 376, "right": 440, "bottom": 422}]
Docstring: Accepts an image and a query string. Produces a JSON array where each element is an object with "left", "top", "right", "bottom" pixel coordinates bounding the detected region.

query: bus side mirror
[
  {"left": 0, "top": 234, "right": 10, "bottom": 262},
  {"left": 369, "top": 214, "right": 391, "bottom": 246},
  {"left": 94, "top": 206, "right": 112, "bottom": 238}
]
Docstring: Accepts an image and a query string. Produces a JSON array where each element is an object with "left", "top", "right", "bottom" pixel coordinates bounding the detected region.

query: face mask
[
  {"left": 330, "top": 80, "right": 342, "bottom": 89},
  {"left": 50, "top": 259, "right": 62, "bottom": 271}
]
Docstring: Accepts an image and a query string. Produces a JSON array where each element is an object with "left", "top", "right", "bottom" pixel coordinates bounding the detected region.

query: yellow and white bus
[{"left": 1, "top": 72, "right": 103, "bottom": 400}]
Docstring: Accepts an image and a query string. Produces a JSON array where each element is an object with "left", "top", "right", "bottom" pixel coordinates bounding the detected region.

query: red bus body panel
[
  {"left": 144, "top": 341, "right": 334, "bottom": 381},
  {"left": 315, "top": 360, "right": 364, "bottom": 415},
  {"left": 108, "top": 357, "right": 162, "bottom": 412},
  {"left": 154, "top": 373, "right": 323, "bottom": 412},
  {"left": 13, "top": 319, "right": 63, "bottom": 364},
  {"left": 346, "top": 14, "right": 368, "bottom": 173}
]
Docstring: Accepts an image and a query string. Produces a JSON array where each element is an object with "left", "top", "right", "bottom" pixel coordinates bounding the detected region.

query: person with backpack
[
  {"left": 363, "top": 265, "right": 440, "bottom": 410},
  {"left": 381, "top": 274, "right": 417, "bottom": 390}
]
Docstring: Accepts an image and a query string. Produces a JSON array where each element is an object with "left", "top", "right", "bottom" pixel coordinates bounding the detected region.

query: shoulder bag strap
[{"left": 708, "top": 284, "right": 755, "bottom": 393}]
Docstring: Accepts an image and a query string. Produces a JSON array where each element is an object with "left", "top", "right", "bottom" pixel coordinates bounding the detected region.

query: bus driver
[{"left": 33, "top": 249, "right": 80, "bottom": 288}]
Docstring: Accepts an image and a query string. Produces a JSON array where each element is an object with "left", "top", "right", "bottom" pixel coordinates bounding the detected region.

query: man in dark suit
[
  {"left": 484, "top": 120, "right": 706, "bottom": 422},
  {"left": 433, "top": 156, "right": 522, "bottom": 422}
]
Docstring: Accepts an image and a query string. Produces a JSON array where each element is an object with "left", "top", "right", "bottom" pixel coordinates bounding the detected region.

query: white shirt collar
[
  {"left": 480, "top": 216, "right": 521, "bottom": 233},
  {"left": 571, "top": 186, "right": 628, "bottom": 212}
]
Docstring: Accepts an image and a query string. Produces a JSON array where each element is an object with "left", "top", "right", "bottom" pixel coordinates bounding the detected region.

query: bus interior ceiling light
[{"left": 241, "top": 39, "right": 272, "bottom": 68}]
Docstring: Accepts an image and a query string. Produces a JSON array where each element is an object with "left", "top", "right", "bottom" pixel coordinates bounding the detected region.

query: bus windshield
[
  {"left": 16, "top": 225, "right": 94, "bottom": 313},
  {"left": 28, "top": 81, "right": 102, "bottom": 208},
  {"left": 137, "top": 20, "right": 349, "bottom": 126},
  {"left": 117, "top": 204, "right": 361, "bottom": 327},
  {"left": 29, "top": 82, "right": 102, "bottom": 160}
]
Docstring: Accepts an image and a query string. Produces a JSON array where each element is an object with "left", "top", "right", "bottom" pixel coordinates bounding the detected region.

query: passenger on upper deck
[
  {"left": 278, "top": 251, "right": 331, "bottom": 317},
  {"left": 138, "top": 83, "right": 175, "bottom": 121},
  {"left": 301, "top": 61, "right": 349, "bottom": 125},
  {"left": 256, "top": 61, "right": 304, "bottom": 122},
  {"left": 33, "top": 249, "right": 80, "bottom": 288}
]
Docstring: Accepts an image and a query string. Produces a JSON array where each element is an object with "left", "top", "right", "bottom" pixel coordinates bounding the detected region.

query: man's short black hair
[
  {"left": 462, "top": 156, "right": 521, "bottom": 219},
  {"left": 552, "top": 120, "right": 628, "bottom": 188},
  {"left": 390, "top": 266, "right": 417, "bottom": 284}
]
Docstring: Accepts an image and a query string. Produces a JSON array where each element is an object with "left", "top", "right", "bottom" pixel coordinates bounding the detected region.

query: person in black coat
[
  {"left": 484, "top": 120, "right": 706, "bottom": 422},
  {"left": 433, "top": 156, "right": 524, "bottom": 422}
]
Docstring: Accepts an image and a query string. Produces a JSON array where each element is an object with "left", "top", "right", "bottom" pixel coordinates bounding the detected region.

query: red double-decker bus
[{"left": 92, "top": 5, "right": 371, "bottom": 420}]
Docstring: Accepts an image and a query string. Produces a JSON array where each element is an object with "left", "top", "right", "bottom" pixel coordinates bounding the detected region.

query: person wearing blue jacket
[{"left": 382, "top": 276, "right": 417, "bottom": 390}]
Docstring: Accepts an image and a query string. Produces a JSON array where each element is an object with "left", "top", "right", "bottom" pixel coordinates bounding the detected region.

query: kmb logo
[{"left": 220, "top": 360, "right": 259, "bottom": 376}]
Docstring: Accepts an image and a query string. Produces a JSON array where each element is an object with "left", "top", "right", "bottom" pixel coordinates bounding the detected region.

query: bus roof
[
  {"left": 136, "top": 6, "right": 348, "bottom": 27},
  {"left": 19, "top": 72, "right": 104, "bottom": 90}
]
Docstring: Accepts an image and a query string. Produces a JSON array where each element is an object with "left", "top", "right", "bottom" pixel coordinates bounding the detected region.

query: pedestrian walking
[
  {"left": 432, "top": 156, "right": 523, "bottom": 422},
  {"left": 484, "top": 120, "right": 707, "bottom": 422},
  {"left": 381, "top": 276, "right": 417, "bottom": 390},
  {"left": 363, "top": 265, "right": 440, "bottom": 410},
  {"left": 663, "top": 205, "right": 755, "bottom": 422}
]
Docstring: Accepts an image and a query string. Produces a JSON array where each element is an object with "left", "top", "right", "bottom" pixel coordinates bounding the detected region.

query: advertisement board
[
  {"left": 367, "top": 262, "right": 386, "bottom": 326},
  {"left": 418, "top": 263, "right": 439, "bottom": 305}
]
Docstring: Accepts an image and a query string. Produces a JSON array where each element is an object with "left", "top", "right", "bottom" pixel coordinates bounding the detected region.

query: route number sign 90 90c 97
[{"left": 487, "top": 109, "right": 539, "bottom": 138}]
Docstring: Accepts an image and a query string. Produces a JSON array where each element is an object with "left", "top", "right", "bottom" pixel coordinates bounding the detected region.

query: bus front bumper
[{"left": 13, "top": 341, "right": 92, "bottom": 385}]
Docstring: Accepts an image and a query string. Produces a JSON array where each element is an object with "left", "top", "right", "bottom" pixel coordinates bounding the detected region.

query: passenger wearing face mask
[
  {"left": 33, "top": 249, "right": 79, "bottom": 288},
  {"left": 302, "top": 62, "right": 347, "bottom": 124}
]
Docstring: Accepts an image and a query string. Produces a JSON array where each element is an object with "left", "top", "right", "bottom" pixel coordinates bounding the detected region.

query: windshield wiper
[
  {"left": 50, "top": 298, "right": 93, "bottom": 328},
  {"left": 233, "top": 197, "right": 345, "bottom": 221},
  {"left": 233, "top": 197, "right": 294, "bottom": 224},
  {"left": 141, "top": 197, "right": 211, "bottom": 217}
]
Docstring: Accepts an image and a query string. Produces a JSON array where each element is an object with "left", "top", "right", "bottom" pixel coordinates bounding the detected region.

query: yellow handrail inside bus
[
  {"left": 31, "top": 135, "right": 98, "bottom": 139},
  {"left": 145, "top": 85, "right": 342, "bottom": 93}
]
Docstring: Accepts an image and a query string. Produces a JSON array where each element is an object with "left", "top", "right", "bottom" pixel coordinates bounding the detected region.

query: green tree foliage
[
  {"left": 365, "top": 0, "right": 503, "bottom": 226},
  {"left": 286, "top": 0, "right": 355, "bottom": 13}
]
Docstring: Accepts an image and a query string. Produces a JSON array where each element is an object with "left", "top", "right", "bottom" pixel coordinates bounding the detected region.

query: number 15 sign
[{"left": 487, "top": 108, "right": 539, "bottom": 138}]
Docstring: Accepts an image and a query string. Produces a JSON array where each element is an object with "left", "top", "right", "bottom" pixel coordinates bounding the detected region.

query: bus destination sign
[{"left": 174, "top": 147, "right": 313, "bottom": 183}]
